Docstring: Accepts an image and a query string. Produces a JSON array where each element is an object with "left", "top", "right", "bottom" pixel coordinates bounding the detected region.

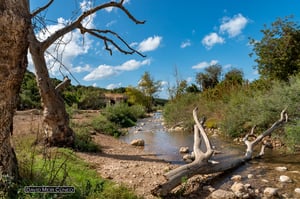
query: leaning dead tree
[
  {"left": 28, "top": 0, "right": 145, "bottom": 146},
  {"left": 152, "top": 107, "right": 288, "bottom": 196}
]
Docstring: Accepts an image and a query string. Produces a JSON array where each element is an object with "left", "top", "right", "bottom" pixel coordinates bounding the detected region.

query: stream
[{"left": 119, "top": 112, "right": 300, "bottom": 197}]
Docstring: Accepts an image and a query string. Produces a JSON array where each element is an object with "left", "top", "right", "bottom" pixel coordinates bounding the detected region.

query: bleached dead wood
[{"left": 152, "top": 108, "right": 288, "bottom": 196}]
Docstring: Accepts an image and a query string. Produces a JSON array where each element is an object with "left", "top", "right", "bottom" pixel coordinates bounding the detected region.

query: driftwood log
[{"left": 152, "top": 107, "right": 288, "bottom": 196}]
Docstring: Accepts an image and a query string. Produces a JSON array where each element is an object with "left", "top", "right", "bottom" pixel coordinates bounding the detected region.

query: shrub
[
  {"left": 74, "top": 128, "right": 100, "bottom": 152},
  {"left": 103, "top": 103, "right": 145, "bottom": 128},
  {"left": 285, "top": 119, "right": 300, "bottom": 152},
  {"left": 92, "top": 114, "right": 122, "bottom": 137}
]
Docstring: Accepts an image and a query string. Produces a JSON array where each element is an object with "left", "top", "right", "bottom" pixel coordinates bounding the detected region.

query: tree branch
[
  {"left": 78, "top": 26, "right": 146, "bottom": 57},
  {"left": 31, "top": 0, "right": 55, "bottom": 18},
  {"left": 41, "top": 1, "right": 145, "bottom": 52},
  {"left": 243, "top": 108, "right": 288, "bottom": 159},
  {"left": 55, "top": 76, "right": 71, "bottom": 93}
]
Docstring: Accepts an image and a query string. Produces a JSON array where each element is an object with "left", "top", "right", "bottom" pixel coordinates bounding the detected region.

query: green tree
[
  {"left": 138, "top": 71, "right": 162, "bottom": 98},
  {"left": 250, "top": 16, "right": 300, "bottom": 81},
  {"left": 223, "top": 68, "right": 244, "bottom": 86},
  {"left": 196, "top": 64, "right": 222, "bottom": 90},
  {"left": 126, "top": 86, "right": 152, "bottom": 111}
]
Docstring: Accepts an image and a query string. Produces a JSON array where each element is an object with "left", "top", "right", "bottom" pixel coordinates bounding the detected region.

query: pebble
[
  {"left": 295, "top": 188, "right": 300, "bottom": 194},
  {"left": 264, "top": 187, "right": 278, "bottom": 197},
  {"left": 279, "top": 175, "right": 292, "bottom": 183},
  {"left": 247, "top": 174, "right": 254, "bottom": 179},
  {"left": 231, "top": 175, "right": 242, "bottom": 181},
  {"left": 275, "top": 166, "right": 288, "bottom": 171}
]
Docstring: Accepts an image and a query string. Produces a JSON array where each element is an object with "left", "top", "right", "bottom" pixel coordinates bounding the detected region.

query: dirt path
[{"left": 13, "top": 110, "right": 173, "bottom": 199}]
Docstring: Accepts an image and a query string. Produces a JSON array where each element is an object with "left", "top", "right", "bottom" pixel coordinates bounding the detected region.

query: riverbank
[{"left": 12, "top": 110, "right": 300, "bottom": 198}]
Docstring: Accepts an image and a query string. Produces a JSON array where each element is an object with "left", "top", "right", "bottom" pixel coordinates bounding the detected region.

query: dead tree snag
[{"left": 152, "top": 108, "right": 288, "bottom": 196}]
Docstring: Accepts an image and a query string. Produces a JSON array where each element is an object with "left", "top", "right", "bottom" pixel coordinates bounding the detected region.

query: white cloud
[
  {"left": 202, "top": 33, "right": 224, "bottom": 49},
  {"left": 84, "top": 64, "right": 118, "bottom": 80},
  {"left": 92, "top": 83, "right": 97, "bottom": 87},
  {"left": 138, "top": 36, "right": 162, "bottom": 52},
  {"left": 220, "top": 14, "right": 248, "bottom": 38},
  {"left": 106, "top": 83, "right": 122, "bottom": 90},
  {"left": 116, "top": 59, "right": 151, "bottom": 71},
  {"left": 72, "top": 64, "right": 93, "bottom": 73},
  {"left": 84, "top": 58, "right": 151, "bottom": 81},
  {"left": 192, "top": 60, "right": 218, "bottom": 69},
  {"left": 180, "top": 40, "right": 191, "bottom": 48}
]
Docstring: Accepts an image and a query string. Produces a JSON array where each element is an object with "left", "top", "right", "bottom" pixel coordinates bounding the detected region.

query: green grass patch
[{"left": 10, "top": 132, "right": 140, "bottom": 199}]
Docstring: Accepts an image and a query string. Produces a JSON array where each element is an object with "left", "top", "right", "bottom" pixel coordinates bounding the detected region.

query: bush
[
  {"left": 285, "top": 119, "right": 300, "bottom": 152},
  {"left": 103, "top": 103, "right": 145, "bottom": 128},
  {"left": 92, "top": 114, "right": 122, "bottom": 137},
  {"left": 74, "top": 128, "right": 100, "bottom": 152}
]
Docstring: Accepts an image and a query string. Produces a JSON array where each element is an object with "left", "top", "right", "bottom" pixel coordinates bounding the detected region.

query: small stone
[
  {"left": 264, "top": 187, "right": 278, "bottom": 198},
  {"left": 231, "top": 175, "right": 242, "bottom": 181},
  {"left": 179, "top": 146, "right": 189, "bottom": 153},
  {"left": 279, "top": 175, "right": 292, "bottom": 183},
  {"left": 130, "top": 139, "right": 145, "bottom": 146},
  {"left": 203, "top": 185, "right": 215, "bottom": 192},
  {"left": 295, "top": 188, "right": 300, "bottom": 194},
  {"left": 231, "top": 182, "right": 245, "bottom": 193},
  {"left": 247, "top": 174, "right": 254, "bottom": 179},
  {"left": 210, "top": 189, "right": 236, "bottom": 199},
  {"left": 261, "top": 179, "right": 269, "bottom": 183},
  {"left": 275, "top": 166, "right": 288, "bottom": 171}
]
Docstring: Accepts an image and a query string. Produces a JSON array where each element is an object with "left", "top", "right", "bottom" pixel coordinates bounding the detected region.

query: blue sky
[{"left": 29, "top": 0, "right": 300, "bottom": 98}]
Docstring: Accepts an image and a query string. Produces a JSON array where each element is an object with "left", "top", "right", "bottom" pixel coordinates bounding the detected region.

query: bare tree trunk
[
  {"left": 28, "top": 34, "right": 75, "bottom": 147},
  {"left": 0, "top": 0, "right": 30, "bottom": 179},
  {"left": 152, "top": 108, "right": 288, "bottom": 196}
]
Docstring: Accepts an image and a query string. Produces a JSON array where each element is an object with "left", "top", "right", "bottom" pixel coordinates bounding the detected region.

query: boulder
[
  {"left": 130, "top": 139, "right": 145, "bottom": 146},
  {"left": 295, "top": 188, "right": 300, "bottom": 194}
]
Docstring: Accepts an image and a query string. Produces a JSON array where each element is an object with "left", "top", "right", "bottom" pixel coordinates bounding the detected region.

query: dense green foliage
[{"left": 250, "top": 16, "right": 300, "bottom": 81}]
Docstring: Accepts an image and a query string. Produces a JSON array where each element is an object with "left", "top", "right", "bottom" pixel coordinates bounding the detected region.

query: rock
[
  {"left": 182, "top": 154, "right": 194, "bottom": 162},
  {"left": 130, "top": 139, "right": 145, "bottom": 146},
  {"left": 264, "top": 187, "right": 278, "bottom": 198},
  {"left": 275, "top": 166, "right": 288, "bottom": 171},
  {"left": 231, "top": 175, "right": 242, "bottom": 181},
  {"left": 231, "top": 182, "right": 245, "bottom": 197},
  {"left": 203, "top": 185, "right": 215, "bottom": 192},
  {"left": 247, "top": 174, "right": 254, "bottom": 179},
  {"left": 209, "top": 189, "right": 236, "bottom": 199},
  {"left": 295, "top": 188, "right": 300, "bottom": 194},
  {"left": 279, "top": 175, "right": 292, "bottom": 183},
  {"left": 179, "top": 146, "right": 189, "bottom": 153}
]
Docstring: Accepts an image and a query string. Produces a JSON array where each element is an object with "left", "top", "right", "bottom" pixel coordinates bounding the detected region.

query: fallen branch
[{"left": 152, "top": 108, "right": 288, "bottom": 196}]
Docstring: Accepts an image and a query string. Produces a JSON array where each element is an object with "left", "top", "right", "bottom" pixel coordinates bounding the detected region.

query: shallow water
[{"left": 120, "top": 112, "right": 300, "bottom": 197}]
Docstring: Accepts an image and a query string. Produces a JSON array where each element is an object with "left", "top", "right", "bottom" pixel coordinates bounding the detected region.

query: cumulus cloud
[
  {"left": 72, "top": 64, "right": 93, "bottom": 73},
  {"left": 138, "top": 36, "right": 162, "bottom": 52},
  {"left": 201, "top": 33, "right": 224, "bottom": 49},
  {"left": 180, "top": 40, "right": 191, "bottom": 48},
  {"left": 220, "top": 14, "right": 248, "bottom": 37},
  {"left": 84, "top": 58, "right": 151, "bottom": 81},
  {"left": 192, "top": 60, "right": 218, "bottom": 69},
  {"left": 106, "top": 83, "right": 122, "bottom": 90}
]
